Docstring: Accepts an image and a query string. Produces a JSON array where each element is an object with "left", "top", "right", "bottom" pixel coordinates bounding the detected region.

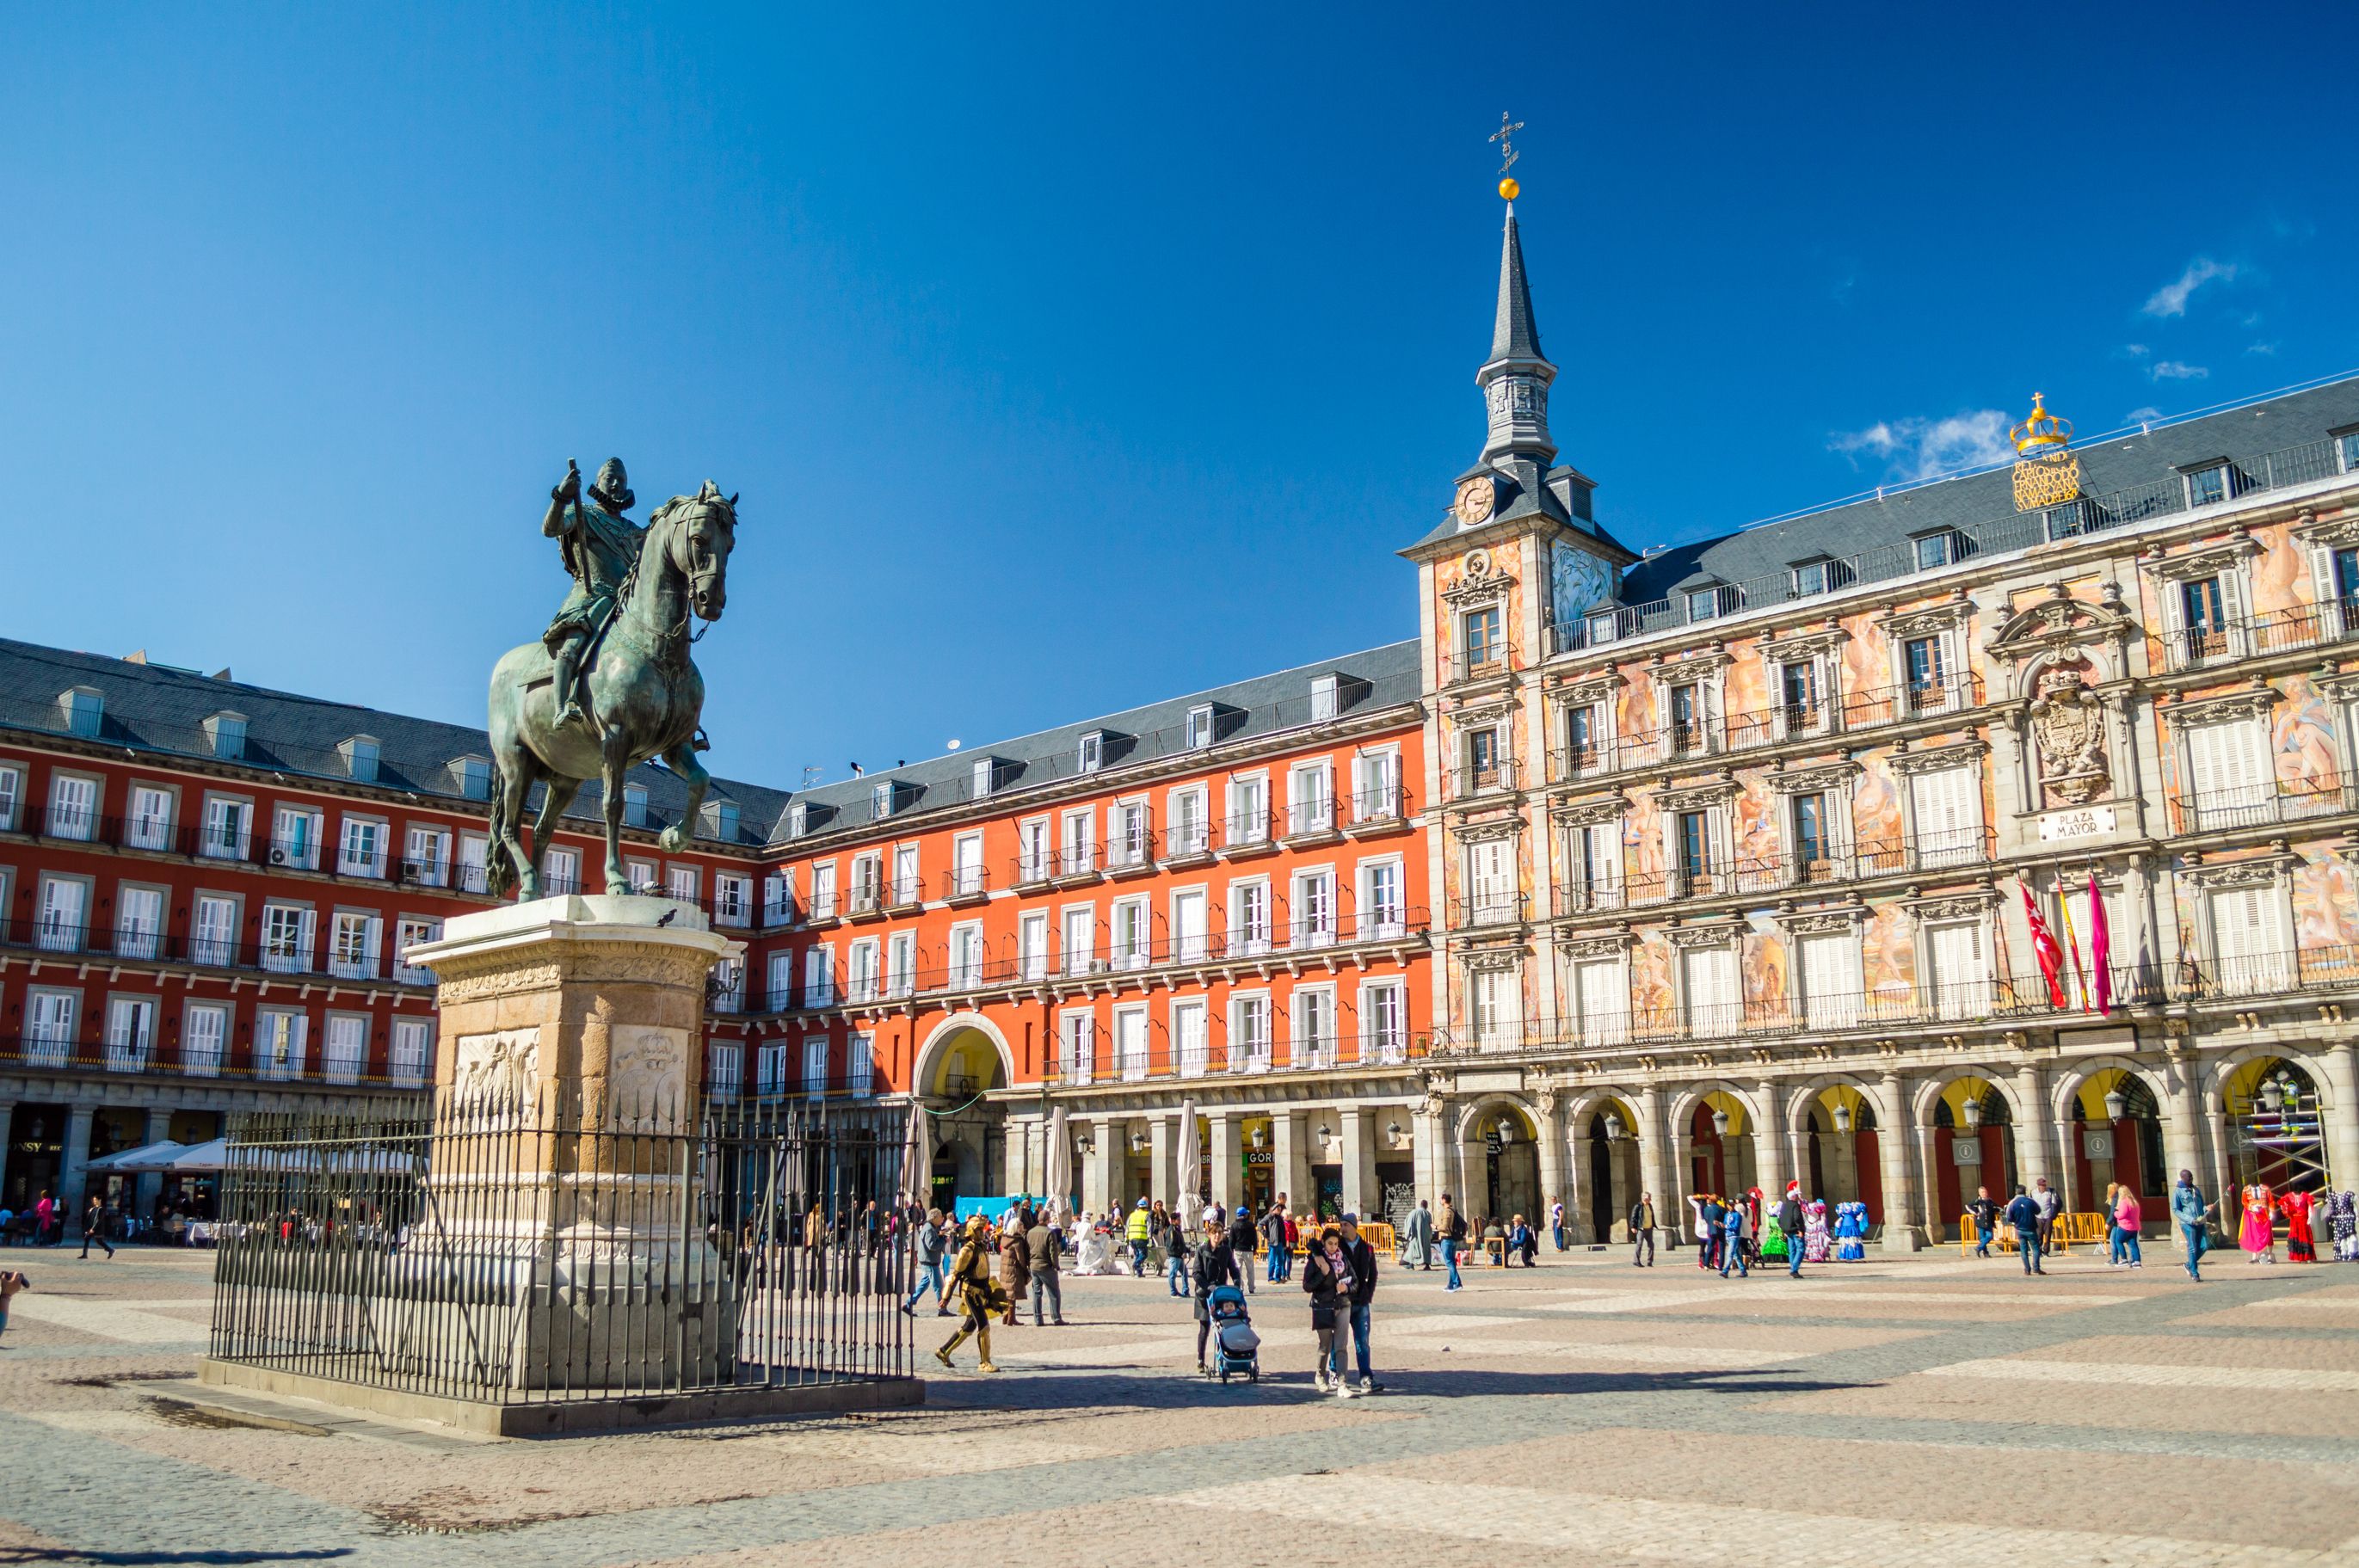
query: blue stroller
[{"left": 1207, "top": 1284, "right": 1260, "bottom": 1382}]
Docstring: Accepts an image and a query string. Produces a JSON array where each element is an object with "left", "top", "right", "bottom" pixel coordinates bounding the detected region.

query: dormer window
[
  {"left": 2337, "top": 429, "right": 2359, "bottom": 474},
  {"left": 787, "top": 802, "right": 809, "bottom": 838},
  {"left": 59, "top": 687, "right": 102, "bottom": 738},
  {"left": 701, "top": 799, "right": 740, "bottom": 842},
  {"left": 871, "top": 780, "right": 893, "bottom": 820},
  {"left": 204, "top": 712, "right": 248, "bottom": 760},
  {"left": 2183, "top": 461, "right": 2230, "bottom": 508},
  {"left": 1912, "top": 531, "right": 1963, "bottom": 571},
  {"left": 1789, "top": 558, "right": 1852, "bottom": 599},
  {"left": 623, "top": 783, "right": 649, "bottom": 827},
  {"left": 453, "top": 757, "right": 493, "bottom": 801},
  {"left": 342, "top": 736, "right": 380, "bottom": 784},
  {"left": 1078, "top": 732, "right": 1104, "bottom": 773},
  {"left": 972, "top": 758, "right": 995, "bottom": 797},
  {"left": 1310, "top": 674, "right": 1340, "bottom": 722},
  {"left": 1686, "top": 584, "right": 1737, "bottom": 623},
  {"left": 1186, "top": 704, "right": 1215, "bottom": 749}
]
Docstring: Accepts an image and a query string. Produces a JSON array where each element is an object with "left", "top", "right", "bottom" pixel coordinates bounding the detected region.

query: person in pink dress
[
  {"left": 2281, "top": 1188, "right": 2318, "bottom": 1263},
  {"left": 2239, "top": 1184, "right": 2277, "bottom": 1263}
]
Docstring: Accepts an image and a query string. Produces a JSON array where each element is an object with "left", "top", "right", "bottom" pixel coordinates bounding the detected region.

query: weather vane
[{"left": 1490, "top": 112, "right": 1524, "bottom": 201}]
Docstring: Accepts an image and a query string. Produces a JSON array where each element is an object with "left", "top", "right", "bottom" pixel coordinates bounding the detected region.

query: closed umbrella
[
  {"left": 1173, "top": 1099, "right": 1199, "bottom": 1233},
  {"left": 902, "top": 1098, "right": 930, "bottom": 1211},
  {"left": 1045, "top": 1103, "right": 1073, "bottom": 1222}
]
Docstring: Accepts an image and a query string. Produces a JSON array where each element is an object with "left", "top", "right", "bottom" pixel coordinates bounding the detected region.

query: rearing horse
[{"left": 485, "top": 482, "right": 738, "bottom": 900}]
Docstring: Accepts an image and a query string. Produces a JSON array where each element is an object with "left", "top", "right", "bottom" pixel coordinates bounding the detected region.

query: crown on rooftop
[{"left": 2011, "top": 393, "right": 2073, "bottom": 455}]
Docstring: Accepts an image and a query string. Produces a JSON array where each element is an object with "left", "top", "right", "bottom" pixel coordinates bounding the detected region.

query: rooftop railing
[{"left": 1549, "top": 432, "right": 2351, "bottom": 651}]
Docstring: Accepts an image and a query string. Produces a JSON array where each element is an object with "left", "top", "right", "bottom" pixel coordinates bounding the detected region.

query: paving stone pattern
[{"left": 3, "top": 1247, "right": 2357, "bottom": 1565}]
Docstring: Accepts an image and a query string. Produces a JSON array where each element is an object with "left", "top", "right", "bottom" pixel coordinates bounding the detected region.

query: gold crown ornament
[{"left": 2010, "top": 391, "right": 2082, "bottom": 512}]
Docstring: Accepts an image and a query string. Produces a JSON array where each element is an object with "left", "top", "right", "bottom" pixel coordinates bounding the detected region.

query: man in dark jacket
[
  {"left": 1776, "top": 1190, "right": 1806, "bottom": 1276},
  {"left": 1260, "top": 1200, "right": 1291, "bottom": 1284},
  {"left": 1629, "top": 1194, "right": 1657, "bottom": 1267},
  {"left": 1226, "top": 1203, "right": 1260, "bottom": 1294},
  {"left": 1967, "top": 1185, "right": 2001, "bottom": 1258},
  {"left": 1025, "top": 1210, "right": 1066, "bottom": 1326},
  {"left": 2005, "top": 1184, "right": 2046, "bottom": 1276},
  {"left": 1335, "top": 1213, "right": 1382, "bottom": 1393}
]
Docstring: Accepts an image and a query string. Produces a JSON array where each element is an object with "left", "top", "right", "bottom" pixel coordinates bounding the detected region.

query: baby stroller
[{"left": 1207, "top": 1284, "right": 1260, "bottom": 1382}]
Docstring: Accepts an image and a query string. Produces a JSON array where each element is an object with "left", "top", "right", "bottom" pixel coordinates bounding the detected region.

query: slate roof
[
  {"left": 0, "top": 638, "right": 793, "bottom": 846},
  {"left": 772, "top": 638, "right": 1423, "bottom": 846},
  {"left": 1617, "top": 378, "right": 2359, "bottom": 610},
  {"left": 1490, "top": 209, "right": 1544, "bottom": 364}
]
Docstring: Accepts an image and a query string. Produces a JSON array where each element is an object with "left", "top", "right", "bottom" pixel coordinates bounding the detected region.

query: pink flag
[{"left": 2087, "top": 871, "right": 2113, "bottom": 1016}]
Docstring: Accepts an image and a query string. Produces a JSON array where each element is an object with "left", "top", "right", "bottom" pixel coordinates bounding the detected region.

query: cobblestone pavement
[{"left": 4, "top": 1244, "right": 2358, "bottom": 1565}]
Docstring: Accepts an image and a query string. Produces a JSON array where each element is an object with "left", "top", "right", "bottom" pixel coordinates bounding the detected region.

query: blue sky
[{"left": 5, "top": 5, "right": 2354, "bottom": 792}]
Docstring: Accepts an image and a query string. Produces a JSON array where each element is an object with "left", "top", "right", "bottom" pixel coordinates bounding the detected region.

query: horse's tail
[{"left": 484, "top": 755, "right": 518, "bottom": 901}]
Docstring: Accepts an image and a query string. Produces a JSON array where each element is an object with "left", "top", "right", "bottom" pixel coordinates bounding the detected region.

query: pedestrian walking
[
  {"left": 2032, "top": 1178, "right": 2061, "bottom": 1257},
  {"left": 2115, "top": 1189, "right": 2143, "bottom": 1269},
  {"left": 1261, "top": 1199, "right": 1292, "bottom": 1284},
  {"left": 2006, "top": 1184, "right": 2046, "bottom": 1275},
  {"left": 1718, "top": 1201, "right": 1748, "bottom": 1277},
  {"left": 1777, "top": 1188, "right": 1805, "bottom": 1277},
  {"left": 1164, "top": 1207, "right": 1192, "bottom": 1297},
  {"left": 1023, "top": 1207, "right": 1065, "bottom": 1326},
  {"left": 802, "top": 1202, "right": 827, "bottom": 1294},
  {"left": 1301, "top": 1223, "right": 1358, "bottom": 1396},
  {"left": 1629, "top": 1193, "right": 1656, "bottom": 1266},
  {"left": 999, "top": 1207, "right": 1032, "bottom": 1326},
  {"left": 900, "top": 1207, "right": 951, "bottom": 1316},
  {"left": 0, "top": 1266, "right": 26, "bottom": 1348},
  {"left": 2172, "top": 1170, "right": 2210, "bottom": 1281},
  {"left": 1968, "top": 1185, "right": 2000, "bottom": 1258},
  {"left": 1402, "top": 1199, "right": 1434, "bottom": 1270},
  {"left": 1549, "top": 1196, "right": 1567, "bottom": 1252},
  {"left": 1189, "top": 1214, "right": 1238, "bottom": 1374},
  {"left": 32, "top": 1192, "right": 54, "bottom": 1248},
  {"left": 78, "top": 1197, "right": 114, "bottom": 1260},
  {"left": 935, "top": 1216, "right": 1007, "bottom": 1374},
  {"left": 1335, "top": 1212, "right": 1381, "bottom": 1393},
  {"left": 1221, "top": 1202, "right": 1258, "bottom": 1295},
  {"left": 1438, "top": 1194, "right": 1467, "bottom": 1291},
  {"left": 1125, "top": 1198, "right": 1151, "bottom": 1276}
]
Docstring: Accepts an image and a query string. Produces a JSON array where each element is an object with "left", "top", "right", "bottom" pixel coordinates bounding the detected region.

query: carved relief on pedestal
[
  {"left": 2027, "top": 662, "right": 2110, "bottom": 806},
  {"left": 608, "top": 1025, "right": 691, "bottom": 1113},
  {"left": 453, "top": 1027, "right": 541, "bottom": 1106}
]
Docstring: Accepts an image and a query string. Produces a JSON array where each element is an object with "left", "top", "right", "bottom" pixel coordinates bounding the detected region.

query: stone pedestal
[{"left": 390, "top": 894, "right": 744, "bottom": 1391}]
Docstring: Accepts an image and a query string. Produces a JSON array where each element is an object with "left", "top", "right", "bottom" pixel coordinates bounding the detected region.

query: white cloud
[
  {"left": 2142, "top": 256, "right": 2239, "bottom": 318},
  {"left": 1830, "top": 409, "right": 2013, "bottom": 482},
  {"left": 2151, "top": 360, "right": 2209, "bottom": 380},
  {"left": 2125, "top": 406, "right": 2164, "bottom": 424},
  {"left": 2123, "top": 343, "right": 2151, "bottom": 357},
  {"left": 2246, "top": 341, "right": 2280, "bottom": 355}
]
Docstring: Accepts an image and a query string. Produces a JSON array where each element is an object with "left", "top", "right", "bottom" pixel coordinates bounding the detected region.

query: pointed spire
[{"left": 1490, "top": 206, "right": 1544, "bottom": 365}]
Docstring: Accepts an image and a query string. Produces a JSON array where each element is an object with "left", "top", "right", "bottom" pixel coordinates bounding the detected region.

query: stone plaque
[
  {"left": 610, "top": 1024, "right": 691, "bottom": 1110},
  {"left": 2037, "top": 805, "right": 2116, "bottom": 842},
  {"left": 1456, "top": 1070, "right": 1524, "bottom": 1093},
  {"left": 1950, "top": 1136, "right": 1982, "bottom": 1166}
]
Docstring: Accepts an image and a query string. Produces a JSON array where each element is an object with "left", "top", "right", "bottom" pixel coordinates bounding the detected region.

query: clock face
[{"left": 1456, "top": 476, "right": 1496, "bottom": 527}]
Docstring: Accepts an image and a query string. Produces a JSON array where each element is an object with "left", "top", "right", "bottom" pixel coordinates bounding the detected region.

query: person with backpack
[
  {"left": 900, "top": 1207, "right": 950, "bottom": 1316},
  {"left": 1776, "top": 1188, "right": 1806, "bottom": 1277},
  {"left": 1225, "top": 1202, "right": 1260, "bottom": 1294},
  {"left": 1438, "top": 1193, "right": 1468, "bottom": 1291}
]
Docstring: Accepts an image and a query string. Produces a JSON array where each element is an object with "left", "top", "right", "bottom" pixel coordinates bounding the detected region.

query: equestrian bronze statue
[{"left": 485, "top": 458, "right": 738, "bottom": 900}]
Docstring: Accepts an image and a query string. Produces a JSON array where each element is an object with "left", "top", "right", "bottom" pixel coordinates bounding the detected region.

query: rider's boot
[{"left": 551, "top": 639, "right": 587, "bottom": 730}]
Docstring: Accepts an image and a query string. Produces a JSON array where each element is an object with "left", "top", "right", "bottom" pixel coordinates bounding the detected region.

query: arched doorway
[
  {"left": 2067, "top": 1068, "right": 2166, "bottom": 1215},
  {"left": 1583, "top": 1099, "right": 1641, "bottom": 1241},
  {"left": 915, "top": 1019, "right": 1010, "bottom": 1211},
  {"left": 1470, "top": 1104, "right": 1539, "bottom": 1227},
  {"left": 1930, "top": 1076, "right": 2014, "bottom": 1239},
  {"left": 1689, "top": 1091, "right": 1755, "bottom": 1196},
  {"left": 2224, "top": 1055, "right": 2329, "bottom": 1197},
  {"left": 1802, "top": 1085, "right": 1882, "bottom": 1222}
]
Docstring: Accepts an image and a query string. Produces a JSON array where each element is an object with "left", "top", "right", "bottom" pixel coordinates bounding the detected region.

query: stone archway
[
  {"left": 1453, "top": 1098, "right": 1541, "bottom": 1232},
  {"left": 1917, "top": 1072, "right": 2023, "bottom": 1239},
  {"left": 1568, "top": 1091, "right": 1644, "bottom": 1242},
  {"left": 2050, "top": 1058, "right": 2175, "bottom": 1214},
  {"left": 913, "top": 1015, "right": 1013, "bottom": 1208}
]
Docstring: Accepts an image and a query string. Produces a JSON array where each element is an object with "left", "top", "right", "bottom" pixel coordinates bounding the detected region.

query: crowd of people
[{"left": 1678, "top": 1186, "right": 1869, "bottom": 1278}]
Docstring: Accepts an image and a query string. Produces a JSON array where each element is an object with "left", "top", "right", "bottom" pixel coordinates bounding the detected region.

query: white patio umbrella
[
  {"left": 1044, "top": 1103, "right": 1073, "bottom": 1222},
  {"left": 901, "top": 1098, "right": 930, "bottom": 1210},
  {"left": 83, "top": 1140, "right": 187, "bottom": 1173},
  {"left": 1173, "top": 1098, "right": 1200, "bottom": 1233},
  {"left": 160, "top": 1137, "right": 232, "bottom": 1171}
]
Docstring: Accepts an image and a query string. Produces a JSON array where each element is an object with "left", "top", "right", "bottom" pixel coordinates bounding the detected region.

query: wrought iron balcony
[
  {"left": 1447, "top": 758, "right": 1519, "bottom": 802},
  {"left": 1450, "top": 890, "right": 1527, "bottom": 929},
  {"left": 2149, "top": 599, "right": 2359, "bottom": 674},
  {"left": 2169, "top": 771, "right": 2359, "bottom": 834}
]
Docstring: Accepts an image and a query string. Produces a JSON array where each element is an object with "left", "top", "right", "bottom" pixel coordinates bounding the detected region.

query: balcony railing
[
  {"left": 1105, "top": 831, "right": 1158, "bottom": 874},
  {"left": 941, "top": 863, "right": 991, "bottom": 902},
  {"left": 1346, "top": 785, "right": 1409, "bottom": 830},
  {"left": 886, "top": 876, "right": 925, "bottom": 911},
  {"left": 1048, "top": 1026, "right": 1432, "bottom": 1086},
  {"left": 1438, "top": 644, "right": 1517, "bottom": 687},
  {"left": 1606, "top": 828, "right": 1998, "bottom": 908},
  {"left": 2169, "top": 772, "right": 2358, "bottom": 835},
  {"left": 2150, "top": 598, "right": 2359, "bottom": 674},
  {"left": 1283, "top": 800, "right": 1340, "bottom": 840},
  {"left": 1447, "top": 759, "right": 1519, "bottom": 801},
  {"left": 1219, "top": 809, "right": 1275, "bottom": 855},
  {"left": 0, "top": 1032, "right": 419, "bottom": 1090},
  {"left": 1451, "top": 891, "right": 1527, "bottom": 929},
  {"left": 1162, "top": 820, "right": 1216, "bottom": 861}
]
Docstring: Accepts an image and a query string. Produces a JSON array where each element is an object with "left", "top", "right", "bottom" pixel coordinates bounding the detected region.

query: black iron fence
[{"left": 207, "top": 1094, "right": 910, "bottom": 1405}]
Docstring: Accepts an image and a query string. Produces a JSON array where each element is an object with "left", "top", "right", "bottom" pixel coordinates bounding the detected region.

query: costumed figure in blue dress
[{"left": 1833, "top": 1201, "right": 1869, "bottom": 1261}]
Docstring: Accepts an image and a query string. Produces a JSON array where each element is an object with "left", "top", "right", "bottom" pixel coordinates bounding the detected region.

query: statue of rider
[{"left": 540, "top": 458, "right": 646, "bottom": 731}]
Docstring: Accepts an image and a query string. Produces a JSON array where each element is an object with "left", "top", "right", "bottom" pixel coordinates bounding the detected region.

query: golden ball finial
[{"left": 1499, "top": 176, "right": 1520, "bottom": 201}]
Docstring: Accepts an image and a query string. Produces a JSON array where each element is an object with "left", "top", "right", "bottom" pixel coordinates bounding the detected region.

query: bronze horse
[{"left": 485, "top": 482, "right": 737, "bottom": 899}]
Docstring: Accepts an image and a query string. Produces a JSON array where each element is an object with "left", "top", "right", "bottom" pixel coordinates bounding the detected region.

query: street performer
[{"left": 540, "top": 457, "right": 646, "bottom": 731}]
